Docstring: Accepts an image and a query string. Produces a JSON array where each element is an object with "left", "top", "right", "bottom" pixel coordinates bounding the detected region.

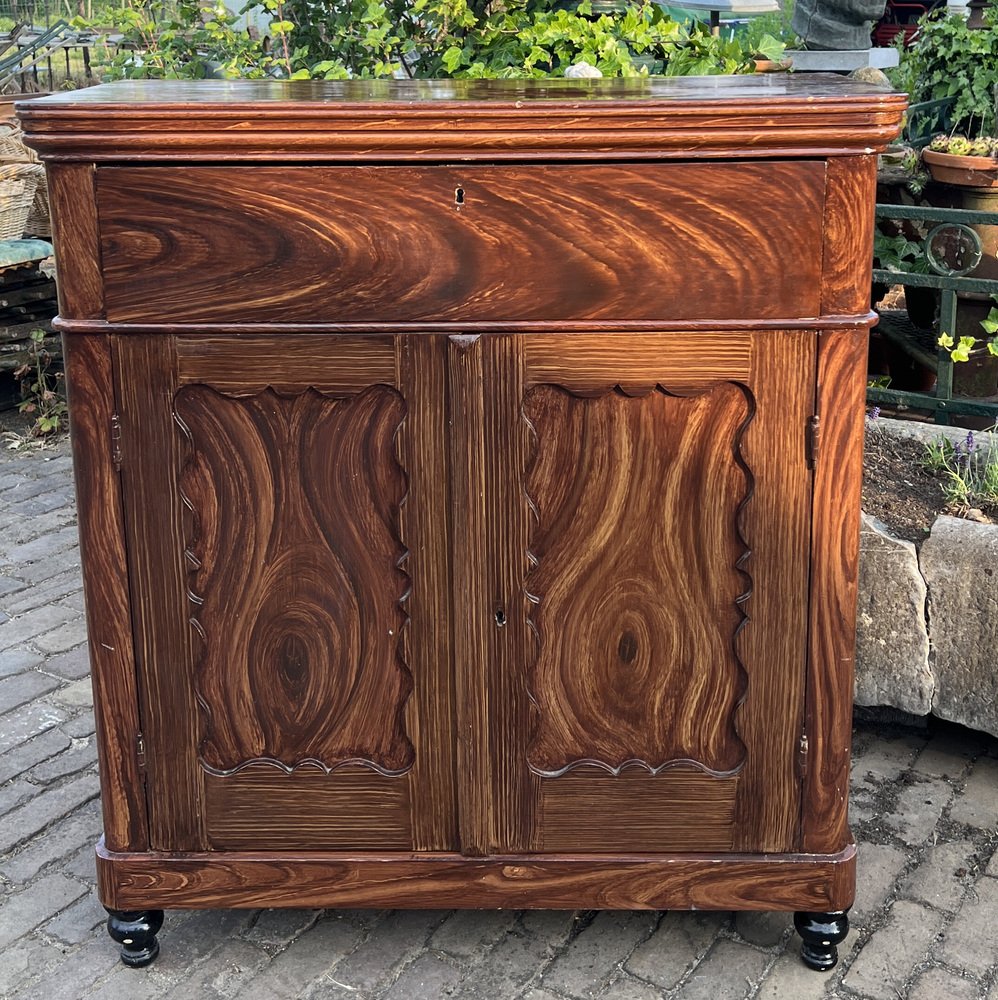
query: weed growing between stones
[{"left": 12, "top": 330, "right": 66, "bottom": 439}]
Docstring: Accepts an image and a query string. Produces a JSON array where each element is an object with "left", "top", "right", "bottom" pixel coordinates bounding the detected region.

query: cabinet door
[
  {"left": 450, "top": 331, "right": 815, "bottom": 856},
  {"left": 113, "top": 334, "right": 457, "bottom": 852}
]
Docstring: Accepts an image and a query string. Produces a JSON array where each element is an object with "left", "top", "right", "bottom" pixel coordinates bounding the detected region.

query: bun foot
[
  {"left": 105, "top": 908, "right": 164, "bottom": 967},
  {"left": 794, "top": 910, "right": 849, "bottom": 971}
]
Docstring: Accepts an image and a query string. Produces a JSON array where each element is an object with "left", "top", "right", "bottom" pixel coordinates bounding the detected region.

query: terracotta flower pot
[{"left": 923, "top": 149, "right": 998, "bottom": 189}]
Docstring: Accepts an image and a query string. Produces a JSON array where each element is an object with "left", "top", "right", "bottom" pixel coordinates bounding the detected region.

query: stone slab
[
  {"left": 949, "top": 757, "right": 998, "bottom": 830},
  {"left": 855, "top": 514, "right": 932, "bottom": 715},
  {"left": 921, "top": 516, "right": 998, "bottom": 737},
  {"left": 842, "top": 900, "right": 946, "bottom": 1000},
  {"left": 674, "top": 939, "right": 770, "bottom": 1000},
  {"left": 789, "top": 48, "right": 899, "bottom": 71},
  {"left": 909, "top": 966, "right": 979, "bottom": 1000},
  {"left": 625, "top": 912, "right": 725, "bottom": 989},
  {"left": 541, "top": 911, "right": 657, "bottom": 999},
  {"left": 869, "top": 417, "right": 997, "bottom": 453},
  {"left": 935, "top": 875, "right": 998, "bottom": 975}
]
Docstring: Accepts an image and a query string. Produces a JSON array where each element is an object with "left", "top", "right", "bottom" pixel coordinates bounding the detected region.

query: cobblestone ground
[{"left": 2, "top": 436, "right": 998, "bottom": 1000}]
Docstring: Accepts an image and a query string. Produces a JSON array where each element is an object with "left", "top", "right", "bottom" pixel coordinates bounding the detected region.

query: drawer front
[{"left": 96, "top": 163, "right": 825, "bottom": 325}]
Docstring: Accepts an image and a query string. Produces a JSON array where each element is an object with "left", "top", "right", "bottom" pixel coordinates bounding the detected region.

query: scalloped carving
[
  {"left": 523, "top": 381, "right": 754, "bottom": 778},
  {"left": 176, "top": 384, "right": 414, "bottom": 777}
]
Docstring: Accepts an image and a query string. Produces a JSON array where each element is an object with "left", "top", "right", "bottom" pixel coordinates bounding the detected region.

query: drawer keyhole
[{"left": 455, "top": 187, "right": 465, "bottom": 206}]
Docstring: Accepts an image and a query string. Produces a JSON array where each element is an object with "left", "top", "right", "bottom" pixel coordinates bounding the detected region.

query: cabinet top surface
[
  {"left": 22, "top": 75, "right": 901, "bottom": 107},
  {"left": 18, "top": 76, "right": 905, "bottom": 161}
]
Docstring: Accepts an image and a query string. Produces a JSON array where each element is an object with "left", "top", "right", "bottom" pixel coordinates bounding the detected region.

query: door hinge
[
  {"left": 110, "top": 413, "right": 123, "bottom": 472},
  {"left": 806, "top": 415, "right": 821, "bottom": 469},
  {"left": 797, "top": 733, "right": 809, "bottom": 778},
  {"left": 136, "top": 731, "right": 146, "bottom": 775}
]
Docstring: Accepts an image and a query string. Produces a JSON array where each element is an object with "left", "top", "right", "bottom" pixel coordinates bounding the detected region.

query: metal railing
[
  {"left": 870, "top": 202, "right": 998, "bottom": 424},
  {"left": 0, "top": 22, "right": 111, "bottom": 92}
]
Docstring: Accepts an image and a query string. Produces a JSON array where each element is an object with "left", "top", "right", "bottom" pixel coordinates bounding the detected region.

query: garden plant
[{"left": 75, "top": 0, "right": 787, "bottom": 81}]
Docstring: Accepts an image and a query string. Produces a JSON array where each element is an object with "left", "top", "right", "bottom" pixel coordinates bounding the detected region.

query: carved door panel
[
  {"left": 450, "top": 331, "right": 815, "bottom": 856},
  {"left": 114, "top": 334, "right": 457, "bottom": 852}
]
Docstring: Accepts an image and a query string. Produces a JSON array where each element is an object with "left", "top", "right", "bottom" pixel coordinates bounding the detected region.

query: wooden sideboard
[{"left": 19, "top": 77, "right": 906, "bottom": 971}]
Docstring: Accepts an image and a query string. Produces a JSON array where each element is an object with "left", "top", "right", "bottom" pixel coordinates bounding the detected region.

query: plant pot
[
  {"left": 751, "top": 58, "right": 792, "bottom": 73},
  {"left": 922, "top": 149, "right": 998, "bottom": 189},
  {"left": 959, "top": 187, "right": 998, "bottom": 283}
]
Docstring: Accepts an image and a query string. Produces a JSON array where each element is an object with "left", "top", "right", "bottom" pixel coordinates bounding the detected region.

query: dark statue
[{"left": 792, "top": 0, "right": 888, "bottom": 49}]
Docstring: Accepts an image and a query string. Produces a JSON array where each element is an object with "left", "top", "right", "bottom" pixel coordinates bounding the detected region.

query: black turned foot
[
  {"left": 105, "top": 908, "right": 164, "bottom": 967},
  {"left": 794, "top": 910, "right": 849, "bottom": 971}
]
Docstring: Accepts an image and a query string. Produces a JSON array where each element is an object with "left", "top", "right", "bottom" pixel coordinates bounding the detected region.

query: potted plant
[{"left": 922, "top": 134, "right": 998, "bottom": 188}]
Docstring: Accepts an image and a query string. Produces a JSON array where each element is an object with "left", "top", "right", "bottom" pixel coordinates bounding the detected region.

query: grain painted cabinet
[{"left": 19, "top": 77, "right": 905, "bottom": 970}]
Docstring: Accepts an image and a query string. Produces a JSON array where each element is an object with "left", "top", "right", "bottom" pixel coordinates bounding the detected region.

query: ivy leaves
[
  {"left": 938, "top": 305, "right": 998, "bottom": 363},
  {"left": 901, "top": 9, "right": 998, "bottom": 135},
  {"left": 422, "top": 2, "right": 700, "bottom": 79},
  {"left": 79, "top": 0, "right": 783, "bottom": 82}
]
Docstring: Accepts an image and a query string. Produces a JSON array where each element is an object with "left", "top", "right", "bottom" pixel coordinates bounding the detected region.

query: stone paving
[{"left": 1, "top": 435, "right": 998, "bottom": 1000}]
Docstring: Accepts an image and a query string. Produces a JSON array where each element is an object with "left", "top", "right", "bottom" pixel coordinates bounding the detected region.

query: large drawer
[{"left": 96, "top": 163, "right": 825, "bottom": 325}]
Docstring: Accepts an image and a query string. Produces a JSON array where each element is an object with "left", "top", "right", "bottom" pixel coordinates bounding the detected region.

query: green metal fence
[{"left": 870, "top": 202, "right": 998, "bottom": 424}]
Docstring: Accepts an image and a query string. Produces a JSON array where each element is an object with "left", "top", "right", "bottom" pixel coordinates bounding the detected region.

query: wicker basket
[
  {"left": 0, "top": 163, "right": 42, "bottom": 241},
  {"left": 0, "top": 121, "right": 38, "bottom": 162},
  {"left": 25, "top": 171, "right": 49, "bottom": 237},
  {"left": 0, "top": 122, "right": 47, "bottom": 236}
]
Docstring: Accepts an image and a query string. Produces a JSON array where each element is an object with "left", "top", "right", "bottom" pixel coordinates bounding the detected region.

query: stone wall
[{"left": 856, "top": 421, "right": 998, "bottom": 736}]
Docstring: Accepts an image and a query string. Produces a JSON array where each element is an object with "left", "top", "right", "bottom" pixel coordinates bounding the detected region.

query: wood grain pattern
[
  {"left": 447, "top": 335, "right": 494, "bottom": 857},
  {"left": 397, "top": 336, "right": 459, "bottom": 851},
  {"left": 41, "top": 81, "right": 894, "bottom": 922},
  {"left": 176, "top": 384, "right": 413, "bottom": 775},
  {"left": 114, "top": 335, "right": 205, "bottom": 851},
  {"left": 803, "top": 328, "right": 867, "bottom": 854},
  {"left": 55, "top": 315, "right": 879, "bottom": 336},
  {"left": 523, "top": 382, "right": 753, "bottom": 777},
  {"left": 481, "top": 335, "right": 538, "bottom": 853},
  {"left": 204, "top": 770, "right": 411, "bottom": 850},
  {"left": 63, "top": 334, "right": 147, "bottom": 851},
  {"left": 95, "top": 164, "right": 825, "bottom": 325},
  {"left": 175, "top": 335, "right": 397, "bottom": 392},
  {"left": 525, "top": 333, "right": 752, "bottom": 390},
  {"left": 45, "top": 164, "right": 103, "bottom": 318},
  {"left": 821, "top": 156, "right": 878, "bottom": 316},
  {"left": 732, "top": 331, "right": 814, "bottom": 852},
  {"left": 539, "top": 770, "right": 736, "bottom": 852},
  {"left": 117, "top": 334, "right": 460, "bottom": 854},
  {"left": 469, "top": 333, "right": 814, "bottom": 856},
  {"left": 18, "top": 77, "right": 906, "bottom": 162},
  {"left": 96, "top": 838, "right": 857, "bottom": 912}
]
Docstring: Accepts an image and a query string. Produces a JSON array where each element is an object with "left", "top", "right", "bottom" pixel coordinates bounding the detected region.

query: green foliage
[
  {"left": 410, "top": 0, "right": 702, "bottom": 79},
  {"left": 874, "top": 229, "right": 929, "bottom": 274},
  {"left": 982, "top": 303, "right": 998, "bottom": 337},
  {"left": 937, "top": 331, "right": 978, "bottom": 362},
  {"left": 750, "top": 32, "right": 787, "bottom": 62},
  {"left": 13, "top": 330, "right": 67, "bottom": 438},
  {"left": 77, "top": 0, "right": 782, "bottom": 81},
  {"left": 739, "top": 1, "right": 795, "bottom": 56},
  {"left": 937, "top": 301, "right": 998, "bottom": 362},
  {"left": 892, "top": 8, "right": 998, "bottom": 136},
  {"left": 316, "top": 0, "right": 777, "bottom": 78},
  {"left": 74, "top": 0, "right": 321, "bottom": 80},
  {"left": 922, "top": 429, "right": 998, "bottom": 512}
]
